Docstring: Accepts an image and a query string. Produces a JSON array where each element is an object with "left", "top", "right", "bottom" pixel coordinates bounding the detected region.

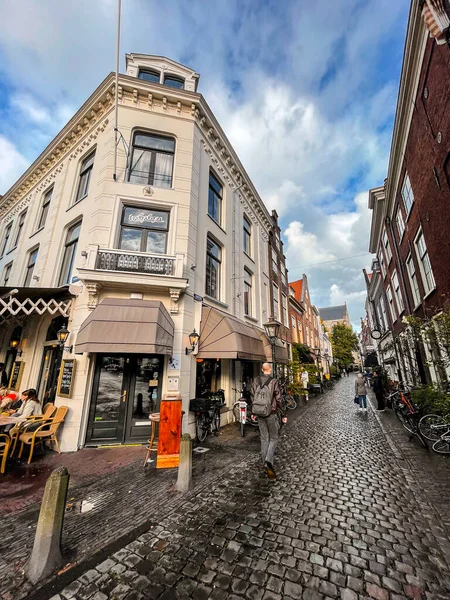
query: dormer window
[
  {"left": 164, "top": 75, "right": 184, "bottom": 89},
  {"left": 138, "top": 69, "right": 160, "bottom": 83}
]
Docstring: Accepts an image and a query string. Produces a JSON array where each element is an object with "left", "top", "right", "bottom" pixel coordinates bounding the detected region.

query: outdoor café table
[{"left": 0, "top": 415, "right": 26, "bottom": 430}]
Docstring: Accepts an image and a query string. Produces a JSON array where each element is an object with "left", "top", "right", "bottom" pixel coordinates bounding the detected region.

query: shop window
[
  {"left": 205, "top": 236, "right": 221, "bottom": 299},
  {"left": 119, "top": 206, "right": 169, "bottom": 254},
  {"left": 58, "top": 221, "right": 81, "bottom": 286},
  {"left": 196, "top": 359, "right": 221, "bottom": 397},
  {"left": 128, "top": 131, "right": 175, "bottom": 188}
]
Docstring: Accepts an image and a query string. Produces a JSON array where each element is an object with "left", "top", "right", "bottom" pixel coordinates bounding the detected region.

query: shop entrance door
[
  {"left": 38, "top": 344, "right": 64, "bottom": 406},
  {"left": 85, "top": 354, "right": 162, "bottom": 445}
]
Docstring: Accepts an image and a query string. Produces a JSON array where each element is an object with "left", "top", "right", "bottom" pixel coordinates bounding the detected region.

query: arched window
[
  {"left": 163, "top": 75, "right": 184, "bottom": 89},
  {"left": 138, "top": 69, "right": 160, "bottom": 83}
]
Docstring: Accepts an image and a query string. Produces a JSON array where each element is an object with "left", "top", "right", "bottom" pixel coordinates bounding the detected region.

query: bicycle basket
[{"left": 189, "top": 398, "right": 212, "bottom": 412}]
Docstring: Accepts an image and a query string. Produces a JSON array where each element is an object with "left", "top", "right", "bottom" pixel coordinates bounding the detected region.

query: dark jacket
[
  {"left": 250, "top": 375, "right": 283, "bottom": 415},
  {"left": 372, "top": 375, "right": 383, "bottom": 394}
]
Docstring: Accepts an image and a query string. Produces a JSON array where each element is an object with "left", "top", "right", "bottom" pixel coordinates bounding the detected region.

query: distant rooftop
[{"left": 318, "top": 305, "right": 348, "bottom": 322}]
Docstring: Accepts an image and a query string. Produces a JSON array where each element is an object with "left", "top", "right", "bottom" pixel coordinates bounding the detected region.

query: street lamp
[
  {"left": 185, "top": 329, "right": 200, "bottom": 355},
  {"left": 264, "top": 319, "right": 281, "bottom": 375}
]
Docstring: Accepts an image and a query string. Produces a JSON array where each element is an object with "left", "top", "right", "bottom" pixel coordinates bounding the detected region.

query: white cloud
[
  {"left": 11, "top": 93, "right": 50, "bottom": 123},
  {"left": 0, "top": 135, "right": 29, "bottom": 193}
]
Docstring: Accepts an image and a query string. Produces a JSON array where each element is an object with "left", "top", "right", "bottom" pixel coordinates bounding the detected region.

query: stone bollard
[
  {"left": 27, "top": 466, "right": 70, "bottom": 584},
  {"left": 176, "top": 434, "right": 193, "bottom": 492}
]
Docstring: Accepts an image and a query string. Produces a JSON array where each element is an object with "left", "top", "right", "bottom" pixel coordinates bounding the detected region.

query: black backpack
[{"left": 252, "top": 376, "right": 273, "bottom": 417}]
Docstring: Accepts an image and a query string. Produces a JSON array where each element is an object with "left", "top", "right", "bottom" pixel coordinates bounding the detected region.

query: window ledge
[
  {"left": 207, "top": 214, "right": 227, "bottom": 235},
  {"left": 405, "top": 202, "right": 415, "bottom": 222},
  {"left": 412, "top": 302, "right": 422, "bottom": 312},
  {"left": 243, "top": 251, "right": 255, "bottom": 264},
  {"left": 204, "top": 295, "right": 229, "bottom": 309},
  {"left": 423, "top": 288, "right": 437, "bottom": 301},
  {"left": 6, "top": 246, "right": 17, "bottom": 256},
  {"left": 66, "top": 199, "right": 86, "bottom": 212},
  {"left": 30, "top": 227, "right": 45, "bottom": 239},
  {"left": 244, "top": 315, "right": 258, "bottom": 323},
  {"left": 126, "top": 180, "right": 175, "bottom": 191}
]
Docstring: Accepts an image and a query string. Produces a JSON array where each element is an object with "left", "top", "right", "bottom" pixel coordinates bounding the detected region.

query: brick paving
[{"left": 43, "top": 376, "right": 450, "bottom": 600}]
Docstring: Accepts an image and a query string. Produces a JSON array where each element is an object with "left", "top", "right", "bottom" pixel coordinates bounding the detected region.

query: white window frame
[
  {"left": 401, "top": 172, "right": 414, "bottom": 216},
  {"left": 376, "top": 302, "right": 385, "bottom": 332},
  {"left": 243, "top": 268, "right": 253, "bottom": 317},
  {"left": 0, "top": 222, "right": 13, "bottom": 257},
  {"left": 3, "top": 262, "right": 13, "bottom": 286},
  {"left": 396, "top": 208, "right": 405, "bottom": 241},
  {"left": 386, "top": 285, "right": 397, "bottom": 321},
  {"left": 406, "top": 253, "right": 421, "bottom": 307},
  {"left": 382, "top": 229, "right": 392, "bottom": 263},
  {"left": 379, "top": 251, "right": 386, "bottom": 278},
  {"left": 291, "top": 316, "right": 296, "bottom": 330},
  {"left": 37, "top": 187, "right": 53, "bottom": 231},
  {"left": 415, "top": 229, "right": 435, "bottom": 296},
  {"left": 392, "top": 270, "right": 404, "bottom": 314},
  {"left": 282, "top": 293, "right": 288, "bottom": 326},
  {"left": 380, "top": 296, "right": 388, "bottom": 330},
  {"left": 272, "top": 282, "right": 279, "bottom": 321}
]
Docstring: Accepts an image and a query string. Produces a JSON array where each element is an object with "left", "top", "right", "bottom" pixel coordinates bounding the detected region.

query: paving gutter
[{"left": 367, "top": 393, "right": 450, "bottom": 572}]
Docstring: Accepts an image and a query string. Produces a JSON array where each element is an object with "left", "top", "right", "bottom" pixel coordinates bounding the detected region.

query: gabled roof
[
  {"left": 318, "top": 305, "right": 348, "bottom": 322},
  {"left": 289, "top": 280, "right": 303, "bottom": 302}
]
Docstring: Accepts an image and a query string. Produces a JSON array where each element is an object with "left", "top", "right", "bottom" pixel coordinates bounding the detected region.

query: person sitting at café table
[
  {"left": 8, "top": 389, "right": 41, "bottom": 418},
  {"left": 0, "top": 388, "right": 21, "bottom": 411}
]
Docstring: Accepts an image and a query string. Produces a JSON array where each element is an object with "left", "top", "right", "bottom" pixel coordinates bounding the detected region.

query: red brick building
[{"left": 367, "top": 0, "right": 450, "bottom": 385}]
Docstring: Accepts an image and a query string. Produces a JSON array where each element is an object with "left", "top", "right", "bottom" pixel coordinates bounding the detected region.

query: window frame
[
  {"left": 2, "top": 262, "right": 12, "bottom": 286},
  {"left": 386, "top": 285, "right": 397, "bottom": 321},
  {"left": 119, "top": 206, "right": 170, "bottom": 254},
  {"left": 163, "top": 74, "right": 185, "bottom": 89},
  {"left": 379, "top": 250, "right": 386, "bottom": 278},
  {"left": 128, "top": 131, "right": 175, "bottom": 189},
  {"left": 208, "top": 170, "right": 223, "bottom": 226},
  {"left": 380, "top": 296, "right": 388, "bottom": 330},
  {"left": 392, "top": 270, "right": 404, "bottom": 315},
  {"left": 272, "top": 282, "right": 280, "bottom": 321},
  {"left": 12, "top": 210, "right": 27, "bottom": 249},
  {"left": 282, "top": 293, "right": 288, "bottom": 326},
  {"left": 406, "top": 253, "right": 421, "bottom": 308},
  {"left": 37, "top": 187, "right": 53, "bottom": 231},
  {"left": 0, "top": 222, "right": 13, "bottom": 257},
  {"left": 382, "top": 228, "right": 392, "bottom": 263},
  {"left": 74, "top": 150, "right": 96, "bottom": 204},
  {"left": 58, "top": 221, "right": 82, "bottom": 287},
  {"left": 24, "top": 247, "right": 39, "bottom": 287},
  {"left": 205, "top": 235, "right": 222, "bottom": 300},
  {"left": 243, "top": 268, "right": 253, "bottom": 317},
  {"left": 138, "top": 69, "right": 160, "bottom": 83},
  {"left": 396, "top": 207, "right": 405, "bottom": 241},
  {"left": 401, "top": 172, "right": 414, "bottom": 216},
  {"left": 243, "top": 215, "right": 251, "bottom": 256},
  {"left": 415, "top": 229, "right": 435, "bottom": 296}
]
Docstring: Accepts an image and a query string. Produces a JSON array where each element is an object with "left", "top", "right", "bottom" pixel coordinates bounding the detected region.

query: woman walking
[{"left": 355, "top": 372, "right": 368, "bottom": 412}]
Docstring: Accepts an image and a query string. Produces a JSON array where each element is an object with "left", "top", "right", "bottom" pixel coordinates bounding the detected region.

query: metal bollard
[
  {"left": 27, "top": 467, "right": 70, "bottom": 584},
  {"left": 176, "top": 434, "right": 193, "bottom": 492}
]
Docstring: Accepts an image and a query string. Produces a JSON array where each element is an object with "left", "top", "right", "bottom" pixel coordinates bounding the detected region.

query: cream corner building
[{"left": 0, "top": 55, "right": 281, "bottom": 451}]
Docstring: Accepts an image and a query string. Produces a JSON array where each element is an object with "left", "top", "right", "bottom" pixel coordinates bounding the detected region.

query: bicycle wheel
[
  {"left": 287, "top": 397, "right": 297, "bottom": 410},
  {"left": 213, "top": 408, "right": 221, "bottom": 433},
  {"left": 196, "top": 415, "right": 208, "bottom": 442},
  {"left": 412, "top": 422, "right": 428, "bottom": 449},
  {"left": 432, "top": 436, "right": 450, "bottom": 454},
  {"left": 419, "top": 414, "right": 446, "bottom": 441},
  {"left": 395, "top": 407, "right": 414, "bottom": 434}
]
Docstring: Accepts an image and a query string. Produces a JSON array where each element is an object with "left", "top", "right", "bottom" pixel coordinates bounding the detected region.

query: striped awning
[{"left": 422, "top": 0, "right": 450, "bottom": 45}]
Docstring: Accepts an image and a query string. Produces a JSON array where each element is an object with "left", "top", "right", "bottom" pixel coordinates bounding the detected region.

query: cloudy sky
[{"left": 0, "top": 0, "right": 410, "bottom": 329}]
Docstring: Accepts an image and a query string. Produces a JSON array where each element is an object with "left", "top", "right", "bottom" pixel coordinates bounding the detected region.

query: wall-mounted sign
[
  {"left": 9, "top": 361, "right": 24, "bottom": 392},
  {"left": 149, "top": 379, "right": 158, "bottom": 387},
  {"left": 58, "top": 359, "right": 76, "bottom": 398},
  {"left": 122, "top": 207, "right": 169, "bottom": 230}
]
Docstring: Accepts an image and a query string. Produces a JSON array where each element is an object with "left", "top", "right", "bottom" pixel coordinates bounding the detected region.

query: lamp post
[
  {"left": 264, "top": 319, "right": 280, "bottom": 376},
  {"left": 185, "top": 329, "right": 200, "bottom": 355}
]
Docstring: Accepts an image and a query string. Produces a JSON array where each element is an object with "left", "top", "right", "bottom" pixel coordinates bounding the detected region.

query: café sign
[{"left": 123, "top": 207, "right": 169, "bottom": 230}]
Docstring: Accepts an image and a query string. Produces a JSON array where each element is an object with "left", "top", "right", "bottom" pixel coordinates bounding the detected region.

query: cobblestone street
[{"left": 46, "top": 376, "right": 450, "bottom": 600}]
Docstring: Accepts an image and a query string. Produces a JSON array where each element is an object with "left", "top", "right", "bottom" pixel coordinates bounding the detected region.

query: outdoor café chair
[
  {"left": 9, "top": 403, "right": 57, "bottom": 456},
  {"left": 0, "top": 434, "right": 11, "bottom": 474},
  {"left": 18, "top": 406, "right": 68, "bottom": 464}
]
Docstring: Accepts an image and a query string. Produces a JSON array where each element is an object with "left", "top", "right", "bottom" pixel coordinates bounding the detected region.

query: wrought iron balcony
[{"left": 96, "top": 249, "right": 175, "bottom": 276}]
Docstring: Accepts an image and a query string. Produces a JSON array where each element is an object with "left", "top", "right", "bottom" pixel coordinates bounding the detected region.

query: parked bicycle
[
  {"left": 278, "top": 378, "right": 298, "bottom": 410},
  {"left": 418, "top": 413, "right": 450, "bottom": 454},
  {"left": 389, "top": 387, "right": 428, "bottom": 449},
  {"left": 190, "top": 389, "right": 225, "bottom": 442},
  {"left": 232, "top": 384, "right": 258, "bottom": 437}
]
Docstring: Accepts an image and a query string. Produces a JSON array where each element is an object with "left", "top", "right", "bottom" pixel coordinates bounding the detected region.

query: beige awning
[
  {"left": 75, "top": 298, "right": 174, "bottom": 355},
  {"left": 196, "top": 306, "right": 267, "bottom": 361},
  {"left": 259, "top": 332, "right": 290, "bottom": 365}
]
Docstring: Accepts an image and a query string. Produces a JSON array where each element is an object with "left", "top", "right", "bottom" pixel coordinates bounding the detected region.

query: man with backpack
[{"left": 250, "top": 363, "right": 287, "bottom": 480}]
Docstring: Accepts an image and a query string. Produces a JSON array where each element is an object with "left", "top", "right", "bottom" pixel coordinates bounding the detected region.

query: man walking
[
  {"left": 251, "top": 363, "right": 287, "bottom": 480},
  {"left": 372, "top": 370, "right": 385, "bottom": 411}
]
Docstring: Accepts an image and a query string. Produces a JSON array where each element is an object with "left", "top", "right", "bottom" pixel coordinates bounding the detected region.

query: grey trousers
[{"left": 258, "top": 413, "right": 279, "bottom": 465}]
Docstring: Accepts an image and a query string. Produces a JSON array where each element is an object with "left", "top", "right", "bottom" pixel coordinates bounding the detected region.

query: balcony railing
[{"left": 96, "top": 250, "right": 175, "bottom": 276}]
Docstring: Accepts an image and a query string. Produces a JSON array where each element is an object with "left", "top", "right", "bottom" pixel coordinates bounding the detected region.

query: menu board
[
  {"left": 57, "top": 359, "right": 76, "bottom": 398},
  {"left": 9, "top": 361, "right": 24, "bottom": 392}
]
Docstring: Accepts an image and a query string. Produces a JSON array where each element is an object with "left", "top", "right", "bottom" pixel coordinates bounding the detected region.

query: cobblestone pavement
[{"left": 47, "top": 376, "right": 450, "bottom": 600}]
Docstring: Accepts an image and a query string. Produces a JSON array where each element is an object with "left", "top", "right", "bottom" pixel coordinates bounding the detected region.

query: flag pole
[{"left": 113, "top": 0, "right": 121, "bottom": 182}]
